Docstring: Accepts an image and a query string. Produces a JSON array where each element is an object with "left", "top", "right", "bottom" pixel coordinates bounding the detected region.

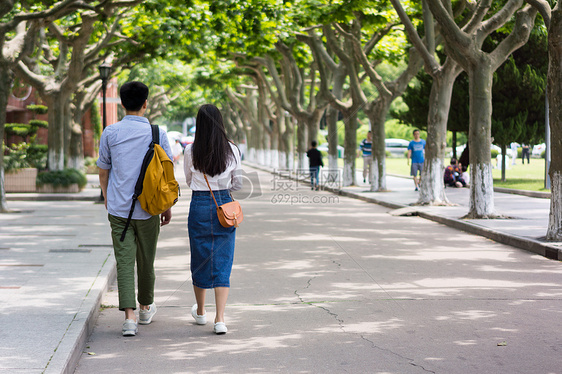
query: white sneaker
[
  {"left": 122, "top": 319, "right": 138, "bottom": 336},
  {"left": 213, "top": 322, "right": 227, "bottom": 335},
  {"left": 191, "top": 304, "right": 207, "bottom": 325},
  {"left": 139, "top": 303, "right": 157, "bottom": 325}
]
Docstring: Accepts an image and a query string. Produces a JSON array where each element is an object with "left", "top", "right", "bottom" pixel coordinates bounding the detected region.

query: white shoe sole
[{"left": 122, "top": 329, "right": 137, "bottom": 336}]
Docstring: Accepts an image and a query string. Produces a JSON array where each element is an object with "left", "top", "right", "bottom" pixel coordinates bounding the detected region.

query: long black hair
[{"left": 191, "top": 104, "right": 235, "bottom": 176}]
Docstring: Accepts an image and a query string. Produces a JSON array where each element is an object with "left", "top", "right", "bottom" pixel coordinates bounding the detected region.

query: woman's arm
[
  {"left": 183, "top": 146, "right": 192, "bottom": 187},
  {"left": 230, "top": 144, "right": 243, "bottom": 191}
]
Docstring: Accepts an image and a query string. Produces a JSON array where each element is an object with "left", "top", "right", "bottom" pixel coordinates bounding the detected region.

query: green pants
[{"left": 109, "top": 214, "right": 160, "bottom": 310}]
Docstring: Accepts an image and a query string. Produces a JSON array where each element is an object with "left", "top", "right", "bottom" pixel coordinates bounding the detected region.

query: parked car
[{"left": 385, "top": 138, "right": 410, "bottom": 157}]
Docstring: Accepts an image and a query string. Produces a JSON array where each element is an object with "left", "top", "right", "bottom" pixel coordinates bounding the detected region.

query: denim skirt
[{"left": 188, "top": 190, "right": 236, "bottom": 289}]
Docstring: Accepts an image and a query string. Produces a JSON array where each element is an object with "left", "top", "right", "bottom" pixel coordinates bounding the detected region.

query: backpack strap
[
  {"left": 120, "top": 125, "right": 159, "bottom": 242},
  {"left": 151, "top": 124, "right": 159, "bottom": 145}
]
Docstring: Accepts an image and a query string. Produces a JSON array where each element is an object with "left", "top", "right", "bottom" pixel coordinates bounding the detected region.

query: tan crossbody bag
[{"left": 203, "top": 174, "right": 243, "bottom": 228}]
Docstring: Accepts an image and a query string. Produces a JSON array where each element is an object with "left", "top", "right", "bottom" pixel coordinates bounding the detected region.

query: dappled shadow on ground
[{"left": 76, "top": 169, "right": 562, "bottom": 374}]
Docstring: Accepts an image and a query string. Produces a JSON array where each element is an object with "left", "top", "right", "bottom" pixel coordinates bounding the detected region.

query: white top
[{"left": 183, "top": 142, "right": 243, "bottom": 191}]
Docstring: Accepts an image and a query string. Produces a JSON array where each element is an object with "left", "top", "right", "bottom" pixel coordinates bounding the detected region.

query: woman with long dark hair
[{"left": 184, "top": 104, "right": 242, "bottom": 334}]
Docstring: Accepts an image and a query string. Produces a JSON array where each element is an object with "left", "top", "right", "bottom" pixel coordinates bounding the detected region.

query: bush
[
  {"left": 5, "top": 123, "right": 35, "bottom": 137},
  {"left": 26, "top": 104, "right": 48, "bottom": 114},
  {"left": 26, "top": 144, "right": 48, "bottom": 170},
  {"left": 29, "top": 119, "right": 48, "bottom": 129},
  {"left": 84, "top": 157, "right": 98, "bottom": 167},
  {"left": 491, "top": 149, "right": 499, "bottom": 158},
  {"left": 37, "top": 169, "right": 87, "bottom": 188},
  {"left": 541, "top": 150, "right": 546, "bottom": 159},
  {"left": 386, "top": 150, "right": 391, "bottom": 157},
  {"left": 3, "top": 143, "right": 32, "bottom": 172}
]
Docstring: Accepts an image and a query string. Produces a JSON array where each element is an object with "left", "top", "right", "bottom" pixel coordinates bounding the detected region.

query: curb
[
  {"left": 493, "top": 186, "right": 551, "bottom": 199},
  {"left": 43, "top": 255, "right": 116, "bottom": 374},
  {"left": 334, "top": 186, "right": 561, "bottom": 261},
  {"left": 244, "top": 162, "right": 561, "bottom": 261},
  {"left": 389, "top": 173, "right": 551, "bottom": 199},
  {"left": 6, "top": 194, "right": 101, "bottom": 202}
]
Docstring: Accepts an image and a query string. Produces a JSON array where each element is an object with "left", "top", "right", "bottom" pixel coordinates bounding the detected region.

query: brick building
[{"left": 4, "top": 80, "right": 119, "bottom": 159}]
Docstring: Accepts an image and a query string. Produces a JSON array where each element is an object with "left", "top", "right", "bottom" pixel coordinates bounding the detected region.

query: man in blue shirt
[
  {"left": 407, "top": 129, "right": 426, "bottom": 191},
  {"left": 360, "top": 131, "right": 372, "bottom": 184},
  {"left": 97, "top": 81, "right": 173, "bottom": 336}
]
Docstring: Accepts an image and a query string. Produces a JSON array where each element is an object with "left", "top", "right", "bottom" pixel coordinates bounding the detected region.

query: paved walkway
[{"left": 1, "top": 165, "right": 561, "bottom": 373}]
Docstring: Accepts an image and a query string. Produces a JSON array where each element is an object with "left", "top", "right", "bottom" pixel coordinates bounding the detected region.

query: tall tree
[
  {"left": 0, "top": 0, "right": 85, "bottom": 212},
  {"left": 425, "top": 0, "right": 537, "bottom": 218},
  {"left": 14, "top": 1, "right": 143, "bottom": 171},
  {"left": 523, "top": 0, "right": 562, "bottom": 240},
  {"left": 328, "top": 14, "right": 424, "bottom": 190},
  {"left": 391, "top": 0, "right": 471, "bottom": 204}
]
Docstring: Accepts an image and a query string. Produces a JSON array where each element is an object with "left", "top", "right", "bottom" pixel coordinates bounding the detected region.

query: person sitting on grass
[{"left": 444, "top": 158, "right": 467, "bottom": 188}]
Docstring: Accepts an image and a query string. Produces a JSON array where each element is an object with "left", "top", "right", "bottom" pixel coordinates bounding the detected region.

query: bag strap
[
  {"left": 120, "top": 125, "right": 159, "bottom": 242},
  {"left": 151, "top": 124, "right": 159, "bottom": 145},
  {"left": 203, "top": 174, "right": 219, "bottom": 209}
]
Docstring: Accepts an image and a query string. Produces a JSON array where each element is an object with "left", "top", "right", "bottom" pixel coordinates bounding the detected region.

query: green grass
[
  {"left": 338, "top": 156, "right": 549, "bottom": 192},
  {"left": 492, "top": 159, "right": 548, "bottom": 191}
]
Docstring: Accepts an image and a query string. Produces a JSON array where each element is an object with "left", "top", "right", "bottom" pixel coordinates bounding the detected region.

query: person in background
[
  {"left": 444, "top": 158, "right": 467, "bottom": 188},
  {"left": 172, "top": 138, "right": 183, "bottom": 166},
  {"left": 360, "top": 131, "right": 372, "bottom": 184},
  {"left": 184, "top": 104, "right": 242, "bottom": 335},
  {"left": 407, "top": 129, "right": 426, "bottom": 191},
  {"left": 306, "top": 141, "right": 324, "bottom": 191},
  {"left": 522, "top": 143, "right": 530, "bottom": 164},
  {"left": 510, "top": 142, "right": 518, "bottom": 165}
]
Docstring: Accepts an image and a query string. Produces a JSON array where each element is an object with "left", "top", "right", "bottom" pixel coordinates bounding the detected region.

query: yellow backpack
[{"left": 120, "top": 125, "right": 179, "bottom": 241}]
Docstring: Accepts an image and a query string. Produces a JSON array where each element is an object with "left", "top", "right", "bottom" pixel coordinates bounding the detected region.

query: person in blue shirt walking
[
  {"left": 360, "top": 131, "right": 372, "bottom": 184},
  {"left": 407, "top": 129, "right": 426, "bottom": 191}
]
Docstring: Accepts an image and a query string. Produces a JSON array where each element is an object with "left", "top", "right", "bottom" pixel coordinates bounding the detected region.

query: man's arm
[
  {"left": 407, "top": 149, "right": 412, "bottom": 165},
  {"left": 99, "top": 168, "right": 109, "bottom": 210}
]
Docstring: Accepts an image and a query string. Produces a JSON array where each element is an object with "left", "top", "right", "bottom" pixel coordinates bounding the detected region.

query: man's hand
[{"left": 160, "top": 208, "right": 172, "bottom": 226}]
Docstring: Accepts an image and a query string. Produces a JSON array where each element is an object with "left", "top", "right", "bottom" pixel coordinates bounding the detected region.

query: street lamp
[
  {"left": 98, "top": 62, "right": 112, "bottom": 130},
  {"left": 98, "top": 63, "right": 111, "bottom": 202}
]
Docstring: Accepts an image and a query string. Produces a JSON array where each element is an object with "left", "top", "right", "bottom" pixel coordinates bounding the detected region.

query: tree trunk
[
  {"left": 452, "top": 131, "right": 457, "bottom": 159},
  {"left": 501, "top": 144, "right": 507, "bottom": 182},
  {"left": 546, "top": 7, "right": 562, "bottom": 240},
  {"left": 327, "top": 68, "right": 346, "bottom": 182},
  {"left": 44, "top": 92, "right": 67, "bottom": 171},
  {"left": 0, "top": 67, "right": 11, "bottom": 212},
  {"left": 280, "top": 114, "right": 293, "bottom": 169},
  {"left": 270, "top": 119, "right": 279, "bottom": 169},
  {"left": 343, "top": 113, "right": 358, "bottom": 186},
  {"left": 466, "top": 61, "right": 495, "bottom": 218},
  {"left": 67, "top": 121, "right": 84, "bottom": 170},
  {"left": 296, "top": 119, "right": 307, "bottom": 170},
  {"left": 326, "top": 107, "right": 339, "bottom": 169},
  {"left": 419, "top": 63, "right": 461, "bottom": 205},
  {"left": 367, "top": 102, "right": 388, "bottom": 191}
]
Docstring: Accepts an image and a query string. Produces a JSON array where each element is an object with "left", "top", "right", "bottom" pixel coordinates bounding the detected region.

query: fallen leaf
[
  {"left": 497, "top": 341, "right": 507, "bottom": 346},
  {"left": 87, "top": 352, "right": 96, "bottom": 356}
]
